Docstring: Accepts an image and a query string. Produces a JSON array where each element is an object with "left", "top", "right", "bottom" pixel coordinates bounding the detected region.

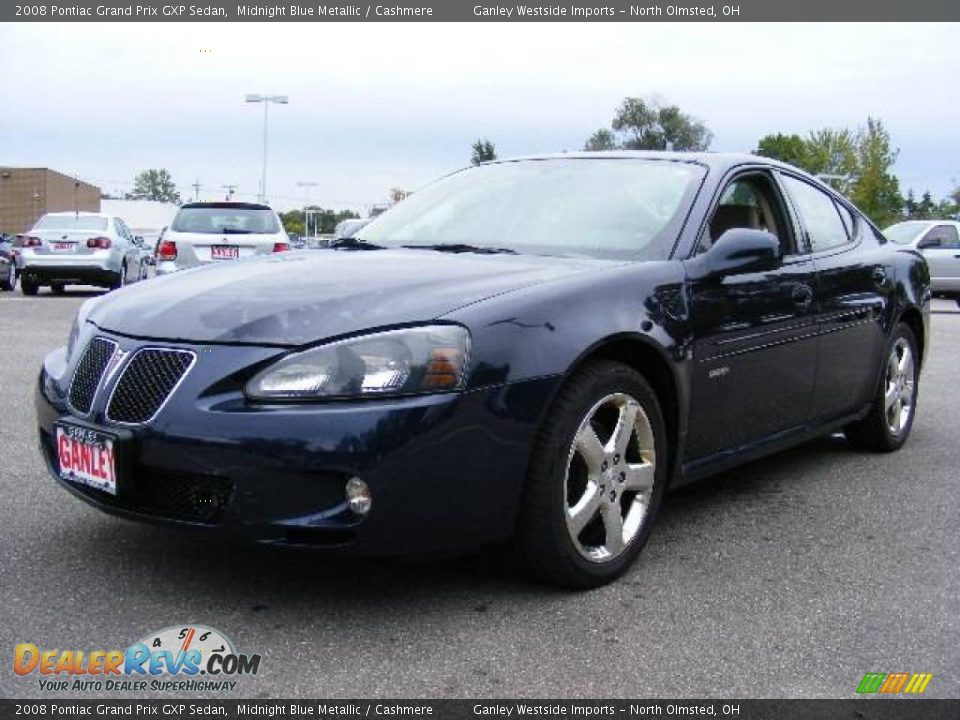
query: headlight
[{"left": 245, "top": 325, "right": 471, "bottom": 400}]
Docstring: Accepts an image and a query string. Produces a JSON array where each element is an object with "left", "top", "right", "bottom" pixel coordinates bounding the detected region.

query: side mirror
[
  {"left": 705, "top": 228, "right": 782, "bottom": 277},
  {"left": 133, "top": 235, "right": 144, "bottom": 247},
  {"left": 916, "top": 237, "right": 940, "bottom": 250}
]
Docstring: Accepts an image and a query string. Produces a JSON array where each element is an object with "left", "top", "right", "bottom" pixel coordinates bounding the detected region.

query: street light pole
[
  {"left": 296, "top": 181, "right": 318, "bottom": 238},
  {"left": 245, "top": 93, "right": 289, "bottom": 204}
]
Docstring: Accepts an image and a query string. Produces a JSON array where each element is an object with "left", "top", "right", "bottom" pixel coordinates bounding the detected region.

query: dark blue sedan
[{"left": 36, "top": 153, "right": 929, "bottom": 587}]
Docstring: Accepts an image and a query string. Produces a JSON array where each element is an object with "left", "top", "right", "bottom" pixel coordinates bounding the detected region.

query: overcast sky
[{"left": 1, "top": 22, "right": 956, "bottom": 212}]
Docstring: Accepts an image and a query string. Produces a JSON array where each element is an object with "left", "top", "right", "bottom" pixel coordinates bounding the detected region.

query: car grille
[
  {"left": 68, "top": 338, "right": 117, "bottom": 414},
  {"left": 106, "top": 348, "right": 195, "bottom": 424}
]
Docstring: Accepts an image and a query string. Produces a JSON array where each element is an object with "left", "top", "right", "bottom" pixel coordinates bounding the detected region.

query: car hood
[{"left": 90, "top": 249, "right": 618, "bottom": 345}]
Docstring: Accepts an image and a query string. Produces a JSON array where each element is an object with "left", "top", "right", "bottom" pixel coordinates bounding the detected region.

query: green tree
[
  {"left": 127, "top": 169, "right": 181, "bottom": 204},
  {"left": 598, "top": 97, "right": 712, "bottom": 151},
  {"left": 847, "top": 118, "right": 902, "bottom": 226},
  {"left": 754, "top": 133, "right": 813, "bottom": 169},
  {"left": 471, "top": 139, "right": 497, "bottom": 166},
  {"left": 584, "top": 128, "right": 618, "bottom": 151}
]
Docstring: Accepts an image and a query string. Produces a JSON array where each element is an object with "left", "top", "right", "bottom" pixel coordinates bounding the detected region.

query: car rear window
[
  {"left": 171, "top": 207, "right": 280, "bottom": 234},
  {"left": 34, "top": 215, "right": 108, "bottom": 231}
]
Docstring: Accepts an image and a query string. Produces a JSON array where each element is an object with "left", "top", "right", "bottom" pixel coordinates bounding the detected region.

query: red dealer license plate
[
  {"left": 211, "top": 245, "right": 239, "bottom": 260},
  {"left": 55, "top": 422, "right": 118, "bottom": 495}
]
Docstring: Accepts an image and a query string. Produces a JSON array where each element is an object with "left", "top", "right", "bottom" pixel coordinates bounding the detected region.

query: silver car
[
  {"left": 18, "top": 212, "right": 145, "bottom": 295},
  {"left": 884, "top": 220, "right": 960, "bottom": 297},
  {"left": 155, "top": 202, "right": 289, "bottom": 276}
]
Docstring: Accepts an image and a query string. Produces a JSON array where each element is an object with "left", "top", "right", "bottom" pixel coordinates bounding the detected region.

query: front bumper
[{"left": 37, "top": 335, "right": 558, "bottom": 554}]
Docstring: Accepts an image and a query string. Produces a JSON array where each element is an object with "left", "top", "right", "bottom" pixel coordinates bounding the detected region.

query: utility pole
[
  {"left": 191, "top": 180, "right": 202, "bottom": 202},
  {"left": 222, "top": 184, "right": 238, "bottom": 201}
]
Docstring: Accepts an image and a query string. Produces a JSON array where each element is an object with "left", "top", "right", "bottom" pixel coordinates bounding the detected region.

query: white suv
[{"left": 155, "top": 202, "right": 290, "bottom": 275}]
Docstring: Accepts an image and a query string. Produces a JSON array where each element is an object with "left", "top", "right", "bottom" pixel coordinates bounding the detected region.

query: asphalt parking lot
[{"left": 1, "top": 290, "right": 957, "bottom": 700}]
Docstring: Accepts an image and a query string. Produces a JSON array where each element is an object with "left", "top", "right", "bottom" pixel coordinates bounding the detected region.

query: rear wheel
[
  {"left": 515, "top": 360, "right": 668, "bottom": 588},
  {"left": 0, "top": 263, "right": 15, "bottom": 292},
  {"left": 20, "top": 276, "right": 39, "bottom": 296},
  {"left": 844, "top": 323, "right": 919, "bottom": 452}
]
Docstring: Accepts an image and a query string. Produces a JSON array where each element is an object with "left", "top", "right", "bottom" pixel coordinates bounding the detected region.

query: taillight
[
  {"left": 158, "top": 241, "right": 177, "bottom": 260},
  {"left": 86, "top": 237, "right": 112, "bottom": 249},
  {"left": 23, "top": 236, "right": 41, "bottom": 248},
  {"left": 272, "top": 242, "right": 290, "bottom": 253}
]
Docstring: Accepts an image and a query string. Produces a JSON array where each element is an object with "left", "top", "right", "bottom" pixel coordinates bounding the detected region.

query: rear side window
[{"left": 781, "top": 176, "right": 850, "bottom": 252}]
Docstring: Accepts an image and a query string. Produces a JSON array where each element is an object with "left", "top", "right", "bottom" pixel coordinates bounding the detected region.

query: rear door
[
  {"left": 918, "top": 224, "right": 960, "bottom": 292},
  {"left": 779, "top": 174, "right": 888, "bottom": 420},
  {"left": 685, "top": 169, "right": 820, "bottom": 461}
]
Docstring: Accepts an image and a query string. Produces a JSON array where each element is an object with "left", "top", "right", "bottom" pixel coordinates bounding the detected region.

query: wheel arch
[
  {"left": 554, "top": 333, "right": 684, "bottom": 485},
  {"left": 898, "top": 305, "right": 925, "bottom": 369}
]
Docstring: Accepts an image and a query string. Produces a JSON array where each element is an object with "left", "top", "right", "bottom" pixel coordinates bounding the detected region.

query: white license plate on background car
[
  {"left": 52, "top": 242, "right": 74, "bottom": 252},
  {"left": 211, "top": 246, "right": 239, "bottom": 260},
  {"left": 55, "top": 422, "right": 117, "bottom": 495}
]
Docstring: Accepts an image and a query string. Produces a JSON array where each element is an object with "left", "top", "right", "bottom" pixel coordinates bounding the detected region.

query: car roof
[
  {"left": 44, "top": 211, "right": 111, "bottom": 217},
  {"left": 179, "top": 202, "right": 273, "bottom": 210}
]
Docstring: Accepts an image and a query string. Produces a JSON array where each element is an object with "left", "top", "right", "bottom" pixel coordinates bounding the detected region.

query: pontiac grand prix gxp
[{"left": 37, "top": 153, "right": 929, "bottom": 587}]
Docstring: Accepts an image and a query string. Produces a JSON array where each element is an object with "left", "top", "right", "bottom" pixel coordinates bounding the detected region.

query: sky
[{"left": 1, "top": 22, "right": 957, "bottom": 213}]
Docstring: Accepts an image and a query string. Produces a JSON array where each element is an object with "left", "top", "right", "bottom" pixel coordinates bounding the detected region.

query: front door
[{"left": 685, "top": 170, "right": 820, "bottom": 461}]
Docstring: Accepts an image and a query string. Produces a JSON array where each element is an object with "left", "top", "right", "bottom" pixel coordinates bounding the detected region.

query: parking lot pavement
[{"left": 1, "top": 290, "right": 957, "bottom": 699}]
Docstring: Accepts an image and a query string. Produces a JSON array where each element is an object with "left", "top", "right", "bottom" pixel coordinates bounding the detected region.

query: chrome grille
[
  {"left": 106, "top": 348, "right": 195, "bottom": 424},
  {"left": 68, "top": 338, "right": 116, "bottom": 414}
]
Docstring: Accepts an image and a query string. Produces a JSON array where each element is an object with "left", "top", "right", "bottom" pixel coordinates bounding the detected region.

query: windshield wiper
[
  {"left": 220, "top": 228, "right": 253, "bottom": 234},
  {"left": 330, "top": 237, "right": 385, "bottom": 250},
  {"left": 400, "top": 243, "right": 517, "bottom": 255}
]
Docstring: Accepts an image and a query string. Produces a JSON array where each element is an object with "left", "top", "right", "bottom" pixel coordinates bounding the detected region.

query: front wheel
[
  {"left": 515, "top": 360, "right": 668, "bottom": 588},
  {"left": 844, "top": 323, "right": 919, "bottom": 452}
]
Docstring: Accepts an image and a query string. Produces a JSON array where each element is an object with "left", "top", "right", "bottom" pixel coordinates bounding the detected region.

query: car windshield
[
  {"left": 356, "top": 159, "right": 706, "bottom": 260},
  {"left": 884, "top": 221, "right": 930, "bottom": 245},
  {"left": 34, "top": 215, "right": 108, "bottom": 231},
  {"left": 171, "top": 206, "right": 280, "bottom": 234}
]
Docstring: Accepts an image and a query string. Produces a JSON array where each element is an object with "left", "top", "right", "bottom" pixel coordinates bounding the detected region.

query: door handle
[
  {"left": 792, "top": 284, "right": 813, "bottom": 307},
  {"left": 872, "top": 266, "right": 887, "bottom": 283}
]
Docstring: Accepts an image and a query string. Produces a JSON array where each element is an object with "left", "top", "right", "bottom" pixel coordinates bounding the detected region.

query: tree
[
  {"left": 127, "top": 169, "right": 181, "bottom": 204},
  {"left": 754, "top": 133, "right": 813, "bottom": 169},
  {"left": 754, "top": 118, "right": 903, "bottom": 225},
  {"left": 588, "top": 97, "right": 712, "bottom": 152},
  {"left": 279, "top": 207, "right": 360, "bottom": 237},
  {"left": 471, "top": 139, "right": 497, "bottom": 166},
  {"left": 583, "top": 129, "right": 618, "bottom": 151},
  {"left": 847, "top": 118, "right": 901, "bottom": 226}
]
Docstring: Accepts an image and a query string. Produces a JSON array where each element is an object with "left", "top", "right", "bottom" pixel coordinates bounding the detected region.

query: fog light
[{"left": 345, "top": 477, "right": 372, "bottom": 515}]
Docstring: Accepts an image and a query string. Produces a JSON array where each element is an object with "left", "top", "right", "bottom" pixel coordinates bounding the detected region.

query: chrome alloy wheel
[
  {"left": 885, "top": 337, "right": 915, "bottom": 436},
  {"left": 564, "top": 392, "right": 656, "bottom": 562}
]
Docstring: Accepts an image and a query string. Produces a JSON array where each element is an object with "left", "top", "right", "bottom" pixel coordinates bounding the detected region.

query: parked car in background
[
  {"left": 0, "top": 234, "right": 17, "bottom": 292},
  {"left": 17, "top": 212, "right": 145, "bottom": 295},
  {"left": 155, "top": 202, "right": 289, "bottom": 276},
  {"left": 884, "top": 220, "right": 960, "bottom": 297},
  {"left": 37, "top": 153, "right": 929, "bottom": 588}
]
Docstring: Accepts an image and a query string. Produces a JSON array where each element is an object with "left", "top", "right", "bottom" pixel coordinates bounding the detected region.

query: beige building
[{"left": 0, "top": 167, "right": 101, "bottom": 234}]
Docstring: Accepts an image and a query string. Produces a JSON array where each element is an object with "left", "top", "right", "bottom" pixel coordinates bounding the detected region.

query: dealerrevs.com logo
[{"left": 14, "top": 625, "right": 261, "bottom": 693}]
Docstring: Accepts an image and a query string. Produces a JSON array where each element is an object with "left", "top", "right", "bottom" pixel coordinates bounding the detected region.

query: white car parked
[
  {"left": 884, "top": 220, "right": 960, "bottom": 296},
  {"left": 18, "top": 212, "right": 145, "bottom": 295},
  {"left": 155, "top": 202, "right": 289, "bottom": 275}
]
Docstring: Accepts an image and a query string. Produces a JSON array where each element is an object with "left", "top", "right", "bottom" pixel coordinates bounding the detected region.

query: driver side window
[{"left": 700, "top": 173, "right": 791, "bottom": 254}]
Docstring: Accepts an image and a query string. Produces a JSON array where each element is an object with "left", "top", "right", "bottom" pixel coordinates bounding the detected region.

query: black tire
[
  {"left": 50, "top": 282, "right": 66, "bottom": 295},
  {"left": 20, "top": 276, "right": 39, "bottom": 296},
  {"left": 0, "top": 263, "right": 15, "bottom": 292},
  {"left": 110, "top": 264, "right": 126, "bottom": 290},
  {"left": 514, "top": 360, "right": 668, "bottom": 588},
  {"left": 844, "top": 323, "right": 919, "bottom": 452}
]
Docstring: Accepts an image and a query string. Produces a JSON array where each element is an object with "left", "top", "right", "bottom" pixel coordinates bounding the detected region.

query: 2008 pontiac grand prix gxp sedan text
[{"left": 37, "top": 153, "right": 930, "bottom": 587}]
